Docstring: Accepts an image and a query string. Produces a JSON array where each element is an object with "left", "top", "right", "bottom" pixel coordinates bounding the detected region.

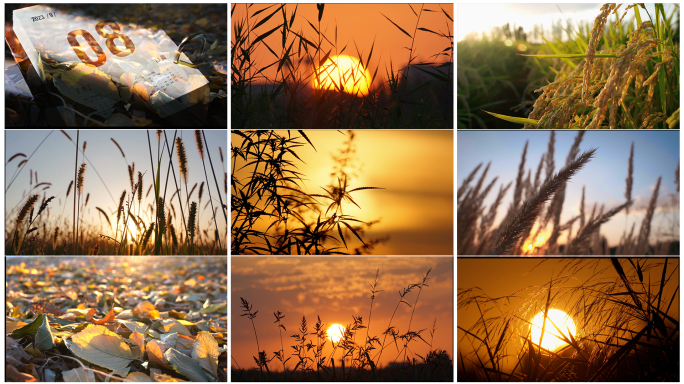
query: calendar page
[{"left": 12, "top": 4, "right": 210, "bottom": 118}]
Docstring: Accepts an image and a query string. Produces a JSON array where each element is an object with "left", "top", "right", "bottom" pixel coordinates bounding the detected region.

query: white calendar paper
[{"left": 13, "top": 5, "right": 209, "bottom": 118}]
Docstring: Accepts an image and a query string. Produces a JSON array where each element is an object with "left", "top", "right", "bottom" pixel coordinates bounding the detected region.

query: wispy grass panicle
[{"left": 491, "top": 148, "right": 597, "bottom": 255}]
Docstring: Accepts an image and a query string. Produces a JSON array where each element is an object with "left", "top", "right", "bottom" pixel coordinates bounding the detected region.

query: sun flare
[
  {"left": 327, "top": 324, "right": 346, "bottom": 343},
  {"left": 530, "top": 309, "right": 576, "bottom": 351},
  {"left": 312, "top": 55, "right": 371, "bottom": 96}
]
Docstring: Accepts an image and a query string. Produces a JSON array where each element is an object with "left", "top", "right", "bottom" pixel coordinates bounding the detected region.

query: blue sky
[{"left": 457, "top": 130, "right": 680, "bottom": 247}]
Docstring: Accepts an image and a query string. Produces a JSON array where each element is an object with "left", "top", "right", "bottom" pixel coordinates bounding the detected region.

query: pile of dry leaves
[{"left": 6, "top": 256, "right": 227, "bottom": 381}]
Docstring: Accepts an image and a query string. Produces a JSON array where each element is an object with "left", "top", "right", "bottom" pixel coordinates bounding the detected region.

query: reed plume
[
  {"left": 491, "top": 148, "right": 597, "bottom": 255},
  {"left": 636, "top": 176, "right": 661, "bottom": 255},
  {"left": 565, "top": 200, "right": 632, "bottom": 255},
  {"left": 625, "top": 142, "right": 634, "bottom": 215}
]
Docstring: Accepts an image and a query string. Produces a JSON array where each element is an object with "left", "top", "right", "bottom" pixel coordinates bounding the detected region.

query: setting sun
[
  {"left": 530, "top": 309, "right": 576, "bottom": 351},
  {"left": 312, "top": 55, "right": 371, "bottom": 96},
  {"left": 327, "top": 324, "right": 346, "bottom": 343}
]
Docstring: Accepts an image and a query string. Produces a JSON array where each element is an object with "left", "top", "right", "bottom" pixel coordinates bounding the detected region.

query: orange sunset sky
[
  {"left": 231, "top": 3, "right": 453, "bottom": 88},
  {"left": 232, "top": 256, "right": 454, "bottom": 372}
]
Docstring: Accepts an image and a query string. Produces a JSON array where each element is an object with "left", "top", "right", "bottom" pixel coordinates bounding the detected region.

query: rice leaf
[{"left": 483, "top": 111, "right": 539, "bottom": 125}]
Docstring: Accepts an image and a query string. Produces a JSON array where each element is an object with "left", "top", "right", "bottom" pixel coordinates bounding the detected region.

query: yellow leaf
[
  {"left": 191, "top": 331, "right": 218, "bottom": 379},
  {"left": 130, "top": 330, "right": 145, "bottom": 358},
  {"left": 125, "top": 372, "right": 153, "bottom": 382},
  {"left": 156, "top": 319, "right": 192, "bottom": 336},
  {"left": 6, "top": 319, "right": 28, "bottom": 333},
  {"left": 66, "top": 325, "right": 134, "bottom": 373},
  {"left": 146, "top": 339, "right": 171, "bottom": 369},
  {"left": 134, "top": 300, "right": 160, "bottom": 320}
]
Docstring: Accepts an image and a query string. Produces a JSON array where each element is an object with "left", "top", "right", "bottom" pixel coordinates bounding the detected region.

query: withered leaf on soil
[{"left": 6, "top": 257, "right": 227, "bottom": 382}]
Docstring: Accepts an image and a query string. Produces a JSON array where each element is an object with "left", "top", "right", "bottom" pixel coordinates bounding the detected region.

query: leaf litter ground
[{"left": 6, "top": 256, "right": 227, "bottom": 382}]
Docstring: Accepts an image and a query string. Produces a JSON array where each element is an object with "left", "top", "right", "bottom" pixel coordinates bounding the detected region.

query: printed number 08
[{"left": 67, "top": 21, "right": 135, "bottom": 67}]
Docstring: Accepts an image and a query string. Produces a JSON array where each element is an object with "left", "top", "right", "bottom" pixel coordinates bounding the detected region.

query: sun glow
[
  {"left": 327, "top": 324, "right": 346, "bottom": 343},
  {"left": 122, "top": 216, "right": 143, "bottom": 241},
  {"left": 312, "top": 55, "right": 371, "bottom": 96},
  {"left": 530, "top": 309, "right": 577, "bottom": 351}
]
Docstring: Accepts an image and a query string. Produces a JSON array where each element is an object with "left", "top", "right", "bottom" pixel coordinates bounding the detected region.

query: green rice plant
[
  {"left": 231, "top": 3, "right": 452, "bottom": 129},
  {"left": 485, "top": 3, "right": 679, "bottom": 129},
  {"left": 458, "top": 131, "right": 678, "bottom": 255},
  {"left": 234, "top": 267, "right": 452, "bottom": 381},
  {"left": 231, "top": 130, "right": 385, "bottom": 255},
  {"left": 458, "top": 258, "right": 679, "bottom": 381}
]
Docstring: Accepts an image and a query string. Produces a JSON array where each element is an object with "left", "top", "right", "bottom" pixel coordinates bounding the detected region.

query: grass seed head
[
  {"left": 137, "top": 172, "right": 143, "bottom": 205},
  {"left": 188, "top": 202, "right": 197, "bottom": 240},
  {"left": 195, "top": 130, "right": 205, "bottom": 160},
  {"left": 66, "top": 180, "right": 74, "bottom": 198},
  {"left": 77, "top": 163, "right": 86, "bottom": 197},
  {"left": 176, "top": 137, "right": 188, "bottom": 183}
]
